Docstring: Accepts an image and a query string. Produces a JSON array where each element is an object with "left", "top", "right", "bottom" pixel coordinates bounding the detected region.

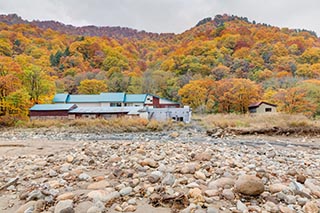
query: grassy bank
[
  {"left": 195, "top": 113, "right": 316, "bottom": 130},
  {"left": 195, "top": 113, "right": 320, "bottom": 136},
  {"left": 14, "top": 117, "right": 181, "bottom": 133}
]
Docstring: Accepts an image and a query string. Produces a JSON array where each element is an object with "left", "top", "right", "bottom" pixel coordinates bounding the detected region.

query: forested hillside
[{"left": 1, "top": 13, "right": 320, "bottom": 124}]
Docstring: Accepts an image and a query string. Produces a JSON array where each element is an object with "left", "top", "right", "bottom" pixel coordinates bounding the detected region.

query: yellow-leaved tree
[
  {"left": 178, "top": 79, "right": 215, "bottom": 112},
  {"left": 78, "top": 79, "right": 107, "bottom": 94}
]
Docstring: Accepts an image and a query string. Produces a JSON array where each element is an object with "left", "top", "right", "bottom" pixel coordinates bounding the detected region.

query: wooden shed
[{"left": 249, "top": 102, "right": 277, "bottom": 113}]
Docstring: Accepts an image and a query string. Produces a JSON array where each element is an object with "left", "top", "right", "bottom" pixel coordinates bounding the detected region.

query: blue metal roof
[
  {"left": 100, "top": 93, "right": 125, "bottom": 102},
  {"left": 52, "top": 93, "right": 178, "bottom": 104},
  {"left": 67, "top": 95, "right": 103, "bottom": 103},
  {"left": 69, "top": 106, "right": 143, "bottom": 114},
  {"left": 66, "top": 93, "right": 125, "bottom": 103},
  {"left": 125, "top": 94, "right": 147, "bottom": 103},
  {"left": 53, "top": 94, "right": 69, "bottom": 103},
  {"left": 30, "top": 104, "right": 76, "bottom": 111}
]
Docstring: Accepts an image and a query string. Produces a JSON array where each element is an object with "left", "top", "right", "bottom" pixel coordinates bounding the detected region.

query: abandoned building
[
  {"left": 249, "top": 102, "right": 277, "bottom": 113},
  {"left": 30, "top": 93, "right": 192, "bottom": 123}
]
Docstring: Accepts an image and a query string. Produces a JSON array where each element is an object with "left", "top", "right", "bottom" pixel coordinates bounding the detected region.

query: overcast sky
[{"left": 0, "top": 0, "right": 319, "bottom": 35}]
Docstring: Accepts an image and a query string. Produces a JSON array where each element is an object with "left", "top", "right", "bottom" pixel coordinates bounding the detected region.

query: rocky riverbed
[{"left": 0, "top": 129, "right": 320, "bottom": 213}]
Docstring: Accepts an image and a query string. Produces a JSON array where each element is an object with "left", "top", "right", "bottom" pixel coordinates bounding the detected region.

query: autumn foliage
[{"left": 2, "top": 13, "right": 320, "bottom": 125}]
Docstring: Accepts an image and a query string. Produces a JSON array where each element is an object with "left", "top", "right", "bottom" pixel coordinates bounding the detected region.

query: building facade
[
  {"left": 29, "top": 104, "right": 77, "bottom": 120},
  {"left": 30, "top": 93, "right": 191, "bottom": 123},
  {"left": 249, "top": 102, "right": 277, "bottom": 113},
  {"left": 53, "top": 93, "right": 180, "bottom": 108},
  {"left": 146, "top": 106, "right": 192, "bottom": 123}
]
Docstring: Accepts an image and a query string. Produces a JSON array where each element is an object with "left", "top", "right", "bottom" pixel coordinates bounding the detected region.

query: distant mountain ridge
[{"left": 0, "top": 14, "right": 175, "bottom": 40}]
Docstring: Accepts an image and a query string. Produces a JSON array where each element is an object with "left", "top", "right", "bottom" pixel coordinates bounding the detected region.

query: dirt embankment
[{"left": 207, "top": 126, "right": 320, "bottom": 137}]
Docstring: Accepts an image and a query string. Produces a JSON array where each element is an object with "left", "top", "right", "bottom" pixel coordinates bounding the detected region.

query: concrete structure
[
  {"left": 53, "top": 93, "right": 180, "bottom": 108},
  {"left": 29, "top": 104, "right": 77, "bottom": 120},
  {"left": 249, "top": 102, "right": 277, "bottom": 113},
  {"left": 146, "top": 106, "right": 192, "bottom": 123}
]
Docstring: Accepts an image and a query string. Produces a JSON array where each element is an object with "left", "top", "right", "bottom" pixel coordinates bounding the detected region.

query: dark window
[
  {"left": 110, "top": 103, "right": 122, "bottom": 107},
  {"left": 250, "top": 108, "right": 257, "bottom": 113},
  {"left": 265, "top": 108, "right": 272, "bottom": 112},
  {"left": 172, "top": 117, "right": 183, "bottom": 121}
]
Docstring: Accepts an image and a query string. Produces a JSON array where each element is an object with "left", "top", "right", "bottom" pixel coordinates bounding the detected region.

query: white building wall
[
  {"left": 101, "top": 103, "right": 111, "bottom": 107},
  {"left": 147, "top": 106, "right": 191, "bottom": 123},
  {"left": 256, "top": 103, "right": 277, "bottom": 113},
  {"left": 159, "top": 98, "right": 177, "bottom": 104},
  {"left": 125, "top": 103, "right": 144, "bottom": 107},
  {"left": 70, "top": 103, "right": 101, "bottom": 107},
  {"left": 145, "top": 95, "right": 153, "bottom": 104},
  {"left": 139, "top": 112, "right": 149, "bottom": 120}
]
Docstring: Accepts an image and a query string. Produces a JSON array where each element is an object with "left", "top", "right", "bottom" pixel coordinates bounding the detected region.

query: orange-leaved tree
[
  {"left": 215, "top": 78, "right": 261, "bottom": 113},
  {"left": 178, "top": 79, "right": 215, "bottom": 112},
  {"left": 271, "top": 87, "right": 316, "bottom": 116}
]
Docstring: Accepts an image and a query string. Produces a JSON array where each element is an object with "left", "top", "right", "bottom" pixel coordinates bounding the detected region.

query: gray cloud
[{"left": 0, "top": 0, "right": 319, "bottom": 35}]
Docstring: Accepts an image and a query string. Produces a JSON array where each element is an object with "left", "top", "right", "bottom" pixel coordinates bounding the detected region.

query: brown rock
[
  {"left": 303, "top": 201, "right": 319, "bottom": 213},
  {"left": 48, "top": 180, "right": 61, "bottom": 189},
  {"left": 66, "top": 155, "right": 74, "bottom": 163},
  {"left": 189, "top": 188, "right": 204, "bottom": 203},
  {"left": 139, "top": 158, "right": 159, "bottom": 168},
  {"left": 170, "top": 132, "right": 180, "bottom": 138},
  {"left": 136, "top": 149, "right": 146, "bottom": 155},
  {"left": 204, "top": 189, "right": 219, "bottom": 197},
  {"left": 109, "top": 156, "right": 122, "bottom": 163},
  {"left": 287, "top": 169, "right": 297, "bottom": 176},
  {"left": 114, "top": 205, "right": 122, "bottom": 212},
  {"left": 180, "top": 163, "right": 197, "bottom": 174},
  {"left": 54, "top": 199, "right": 74, "bottom": 213},
  {"left": 194, "top": 171, "right": 206, "bottom": 180},
  {"left": 123, "top": 205, "right": 137, "bottom": 212},
  {"left": 279, "top": 205, "right": 295, "bottom": 213},
  {"left": 296, "top": 174, "right": 306, "bottom": 184},
  {"left": 74, "top": 201, "right": 94, "bottom": 213},
  {"left": 87, "top": 180, "right": 110, "bottom": 190},
  {"left": 269, "top": 183, "right": 287, "bottom": 194},
  {"left": 235, "top": 175, "right": 265, "bottom": 196},
  {"left": 222, "top": 189, "right": 235, "bottom": 200},
  {"left": 193, "top": 152, "right": 212, "bottom": 161},
  {"left": 208, "top": 177, "right": 235, "bottom": 190},
  {"left": 87, "top": 190, "right": 110, "bottom": 200},
  {"left": 94, "top": 176, "right": 105, "bottom": 181},
  {"left": 16, "top": 201, "right": 36, "bottom": 213},
  {"left": 57, "top": 192, "right": 75, "bottom": 201},
  {"left": 35, "top": 200, "right": 46, "bottom": 212}
]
